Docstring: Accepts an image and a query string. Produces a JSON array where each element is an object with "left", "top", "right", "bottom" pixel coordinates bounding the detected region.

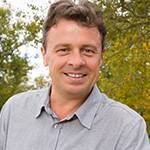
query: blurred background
[{"left": 0, "top": 0, "right": 149, "bottom": 137}]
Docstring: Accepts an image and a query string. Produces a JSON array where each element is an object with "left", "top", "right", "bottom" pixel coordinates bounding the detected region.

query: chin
[{"left": 65, "top": 85, "right": 92, "bottom": 95}]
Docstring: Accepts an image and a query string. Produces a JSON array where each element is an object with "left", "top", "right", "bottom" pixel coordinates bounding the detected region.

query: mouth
[{"left": 64, "top": 73, "right": 87, "bottom": 78}]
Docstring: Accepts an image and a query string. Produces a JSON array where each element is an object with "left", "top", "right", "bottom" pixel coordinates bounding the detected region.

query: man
[{"left": 0, "top": 0, "right": 149, "bottom": 150}]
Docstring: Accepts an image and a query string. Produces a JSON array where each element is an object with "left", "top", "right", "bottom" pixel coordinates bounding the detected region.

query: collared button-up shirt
[{"left": 0, "top": 85, "right": 150, "bottom": 150}]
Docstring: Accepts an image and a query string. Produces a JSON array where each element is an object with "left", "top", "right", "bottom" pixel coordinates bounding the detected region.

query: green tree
[
  {"left": 97, "top": 0, "right": 150, "bottom": 135},
  {"left": 0, "top": 6, "right": 43, "bottom": 109},
  {"left": 34, "top": 75, "right": 50, "bottom": 89}
]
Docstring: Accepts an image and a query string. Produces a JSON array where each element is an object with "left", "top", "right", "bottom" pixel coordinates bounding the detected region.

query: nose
[{"left": 67, "top": 50, "right": 86, "bottom": 68}]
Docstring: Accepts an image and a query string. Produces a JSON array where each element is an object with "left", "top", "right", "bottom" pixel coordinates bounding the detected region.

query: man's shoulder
[
  {"left": 99, "top": 93, "right": 144, "bottom": 126},
  {"left": 10, "top": 87, "right": 48, "bottom": 102},
  {"left": 1, "top": 87, "right": 49, "bottom": 113},
  {"left": 13, "top": 88, "right": 48, "bottom": 99}
]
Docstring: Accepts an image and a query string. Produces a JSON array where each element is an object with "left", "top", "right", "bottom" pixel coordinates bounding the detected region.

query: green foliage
[
  {"left": 0, "top": 6, "right": 43, "bottom": 109},
  {"left": 34, "top": 75, "right": 50, "bottom": 89},
  {"left": 97, "top": 0, "right": 150, "bottom": 135}
]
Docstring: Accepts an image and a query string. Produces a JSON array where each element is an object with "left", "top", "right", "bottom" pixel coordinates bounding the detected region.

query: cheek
[
  {"left": 46, "top": 56, "right": 55, "bottom": 76},
  {"left": 87, "top": 59, "right": 101, "bottom": 80},
  {"left": 48, "top": 58, "right": 63, "bottom": 77},
  {"left": 88, "top": 59, "right": 101, "bottom": 71}
]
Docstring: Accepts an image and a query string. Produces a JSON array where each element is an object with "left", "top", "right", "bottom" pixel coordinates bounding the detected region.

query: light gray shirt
[{"left": 0, "top": 85, "right": 149, "bottom": 150}]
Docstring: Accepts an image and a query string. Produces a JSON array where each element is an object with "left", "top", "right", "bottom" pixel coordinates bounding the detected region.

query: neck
[{"left": 49, "top": 88, "right": 89, "bottom": 120}]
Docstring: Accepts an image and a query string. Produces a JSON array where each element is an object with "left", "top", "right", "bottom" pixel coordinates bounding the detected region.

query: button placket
[
  {"left": 53, "top": 123, "right": 63, "bottom": 150},
  {"left": 54, "top": 123, "right": 58, "bottom": 128}
]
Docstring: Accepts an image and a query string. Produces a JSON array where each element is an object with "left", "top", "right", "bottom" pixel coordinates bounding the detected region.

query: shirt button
[{"left": 54, "top": 124, "right": 58, "bottom": 128}]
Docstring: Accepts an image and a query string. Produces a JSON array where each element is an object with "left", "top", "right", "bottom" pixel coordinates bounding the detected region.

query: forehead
[
  {"left": 49, "top": 19, "right": 100, "bottom": 37},
  {"left": 44, "top": 19, "right": 102, "bottom": 51}
]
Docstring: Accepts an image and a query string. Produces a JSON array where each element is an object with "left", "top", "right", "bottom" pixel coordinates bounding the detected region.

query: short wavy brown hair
[{"left": 42, "top": 0, "right": 106, "bottom": 51}]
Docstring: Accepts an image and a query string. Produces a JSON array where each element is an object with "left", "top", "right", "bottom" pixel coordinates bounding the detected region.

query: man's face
[{"left": 41, "top": 19, "right": 102, "bottom": 98}]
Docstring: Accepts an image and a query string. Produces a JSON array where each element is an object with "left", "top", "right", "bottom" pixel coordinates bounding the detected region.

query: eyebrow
[
  {"left": 54, "top": 44, "right": 71, "bottom": 49},
  {"left": 53, "top": 43, "right": 100, "bottom": 51},
  {"left": 81, "top": 44, "right": 100, "bottom": 52},
  {"left": 82, "top": 44, "right": 97, "bottom": 49}
]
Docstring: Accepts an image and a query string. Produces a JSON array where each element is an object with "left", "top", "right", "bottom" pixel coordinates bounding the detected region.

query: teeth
[{"left": 67, "top": 73, "right": 84, "bottom": 78}]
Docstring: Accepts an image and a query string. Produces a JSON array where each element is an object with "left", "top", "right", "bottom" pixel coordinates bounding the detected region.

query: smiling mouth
[{"left": 64, "top": 73, "right": 87, "bottom": 78}]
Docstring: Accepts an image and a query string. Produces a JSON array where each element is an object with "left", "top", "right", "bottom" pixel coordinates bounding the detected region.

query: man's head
[
  {"left": 41, "top": 0, "right": 106, "bottom": 98},
  {"left": 42, "top": 0, "right": 106, "bottom": 51}
]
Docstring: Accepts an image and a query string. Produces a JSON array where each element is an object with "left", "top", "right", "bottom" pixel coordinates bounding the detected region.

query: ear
[{"left": 41, "top": 47, "right": 48, "bottom": 66}]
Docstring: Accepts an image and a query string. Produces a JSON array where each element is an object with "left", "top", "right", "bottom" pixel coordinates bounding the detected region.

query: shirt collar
[
  {"left": 75, "top": 84, "right": 104, "bottom": 129},
  {"left": 35, "top": 84, "right": 105, "bottom": 129},
  {"left": 34, "top": 86, "right": 51, "bottom": 118}
]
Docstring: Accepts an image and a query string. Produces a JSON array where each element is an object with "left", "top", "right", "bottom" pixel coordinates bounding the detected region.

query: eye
[
  {"left": 56, "top": 48, "right": 70, "bottom": 56},
  {"left": 81, "top": 48, "right": 96, "bottom": 56}
]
